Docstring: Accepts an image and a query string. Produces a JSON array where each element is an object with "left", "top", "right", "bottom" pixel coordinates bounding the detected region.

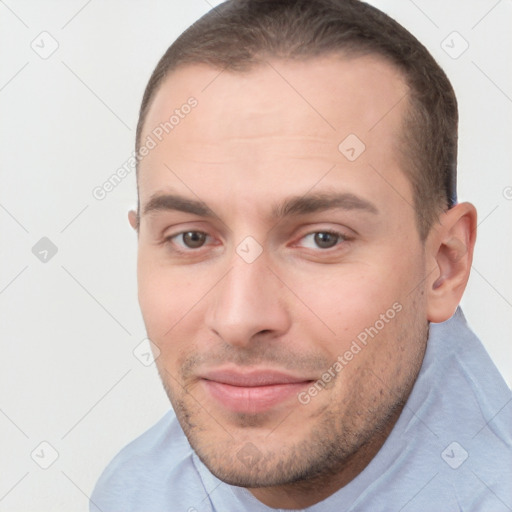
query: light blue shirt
[{"left": 90, "top": 308, "right": 512, "bottom": 511}]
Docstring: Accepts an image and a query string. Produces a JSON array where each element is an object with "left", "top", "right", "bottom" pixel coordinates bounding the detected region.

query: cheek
[
  {"left": 137, "top": 261, "right": 209, "bottom": 379},
  {"left": 286, "top": 264, "right": 408, "bottom": 343},
  {"left": 283, "top": 250, "right": 425, "bottom": 379},
  {"left": 137, "top": 252, "right": 200, "bottom": 340}
]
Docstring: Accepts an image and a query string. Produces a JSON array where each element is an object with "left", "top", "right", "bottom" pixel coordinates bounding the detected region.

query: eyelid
[
  {"left": 289, "top": 224, "right": 354, "bottom": 247},
  {"left": 162, "top": 226, "right": 219, "bottom": 253},
  {"left": 161, "top": 223, "right": 353, "bottom": 254},
  {"left": 171, "top": 230, "right": 209, "bottom": 246},
  {"left": 296, "top": 230, "right": 348, "bottom": 250},
  {"left": 161, "top": 221, "right": 213, "bottom": 240}
]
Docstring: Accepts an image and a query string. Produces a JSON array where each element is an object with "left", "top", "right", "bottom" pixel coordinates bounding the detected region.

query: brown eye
[
  {"left": 313, "top": 232, "right": 340, "bottom": 249},
  {"left": 182, "top": 231, "right": 207, "bottom": 248}
]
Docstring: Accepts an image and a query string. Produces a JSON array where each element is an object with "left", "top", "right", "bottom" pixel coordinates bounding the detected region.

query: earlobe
[
  {"left": 426, "top": 202, "right": 477, "bottom": 323},
  {"left": 128, "top": 210, "right": 139, "bottom": 231}
]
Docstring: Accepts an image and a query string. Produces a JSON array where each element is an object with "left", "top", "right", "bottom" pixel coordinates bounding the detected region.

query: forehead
[
  {"left": 144, "top": 54, "right": 408, "bottom": 141},
  {"left": 138, "top": 55, "right": 412, "bottom": 216}
]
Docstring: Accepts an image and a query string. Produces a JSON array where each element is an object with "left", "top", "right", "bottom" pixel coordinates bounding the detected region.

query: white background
[{"left": 0, "top": 0, "right": 511, "bottom": 510}]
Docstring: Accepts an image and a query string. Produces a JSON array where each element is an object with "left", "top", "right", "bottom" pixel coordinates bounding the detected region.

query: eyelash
[
  {"left": 163, "top": 229, "right": 350, "bottom": 253},
  {"left": 295, "top": 230, "right": 348, "bottom": 250},
  {"left": 165, "top": 231, "right": 214, "bottom": 251}
]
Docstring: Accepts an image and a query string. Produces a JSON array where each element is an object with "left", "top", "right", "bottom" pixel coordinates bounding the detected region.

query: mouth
[{"left": 199, "top": 368, "right": 314, "bottom": 414}]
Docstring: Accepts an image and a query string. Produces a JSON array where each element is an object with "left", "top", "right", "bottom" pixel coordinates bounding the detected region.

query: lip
[{"left": 199, "top": 368, "right": 313, "bottom": 414}]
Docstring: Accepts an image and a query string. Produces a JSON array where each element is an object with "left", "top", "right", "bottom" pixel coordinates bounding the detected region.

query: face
[{"left": 134, "top": 55, "right": 430, "bottom": 505}]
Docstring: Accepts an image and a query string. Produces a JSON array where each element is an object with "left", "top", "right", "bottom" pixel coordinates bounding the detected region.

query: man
[{"left": 91, "top": 0, "right": 512, "bottom": 510}]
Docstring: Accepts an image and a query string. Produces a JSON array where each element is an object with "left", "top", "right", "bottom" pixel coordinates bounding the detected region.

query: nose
[{"left": 205, "top": 253, "right": 291, "bottom": 347}]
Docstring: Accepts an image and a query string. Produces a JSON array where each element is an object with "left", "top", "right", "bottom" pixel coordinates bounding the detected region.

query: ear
[
  {"left": 425, "top": 202, "right": 477, "bottom": 323},
  {"left": 128, "top": 209, "right": 139, "bottom": 231}
]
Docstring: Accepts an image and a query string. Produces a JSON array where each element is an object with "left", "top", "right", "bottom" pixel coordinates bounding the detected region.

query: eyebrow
[
  {"left": 143, "top": 193, "right": 216, "bottom": 218},
  {"left": 272, "top": 192, "right": 379, "bottom": 217},
  {"left": 141, "top": 191, "right": 378, "bottom": 219}
]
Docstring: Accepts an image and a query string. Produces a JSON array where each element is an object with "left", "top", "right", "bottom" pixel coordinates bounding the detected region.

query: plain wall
[{"left": 0, "top": 1, "right": 510, "bottom": 510}]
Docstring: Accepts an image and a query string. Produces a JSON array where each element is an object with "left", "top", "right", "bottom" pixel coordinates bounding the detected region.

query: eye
[
  {"left": 299, "top": 231, "right": 346, "bottom": 250},
  {"left": 170, "top": 231, "right": 209, "bottom": 249}
]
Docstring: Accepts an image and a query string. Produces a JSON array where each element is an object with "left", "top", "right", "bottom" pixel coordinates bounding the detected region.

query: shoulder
[
  {"left": 90, "top": 411, "right": 208, "bottom": 512},
  {"left": 431, "top": 308, "right": 512, "bottom": 427},
  {"left": 403, "top": 309, "right": 512, "bottom": 509},
  {"left": 345, "top": 310, "right": 512, "bottom": 511}
]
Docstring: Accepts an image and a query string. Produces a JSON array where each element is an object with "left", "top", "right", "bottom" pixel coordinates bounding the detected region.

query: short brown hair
[{"left": 136, "top": 0, "right": 458, "bottom": 239}]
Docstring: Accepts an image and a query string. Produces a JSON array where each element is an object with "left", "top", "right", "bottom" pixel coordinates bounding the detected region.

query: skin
[{"left": 129, "top": 55, "right": 477, "bottom": 509}]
